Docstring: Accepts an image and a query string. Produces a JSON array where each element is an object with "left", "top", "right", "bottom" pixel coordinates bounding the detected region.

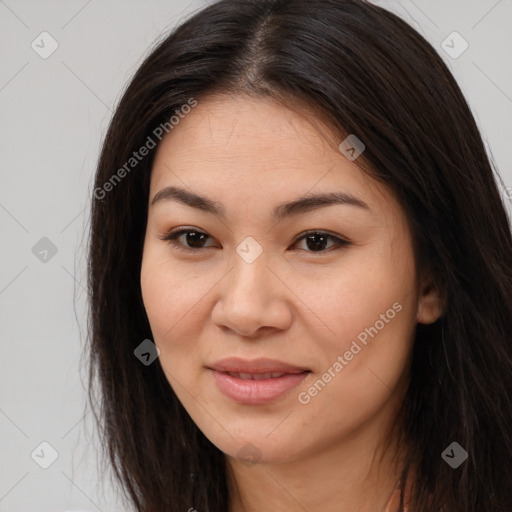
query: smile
[
  {"left": 209, "top": 369, "right": 310, "bottom": 405},
  {"left": 224, "top": 371, "right": 289, "bottom": 380}
]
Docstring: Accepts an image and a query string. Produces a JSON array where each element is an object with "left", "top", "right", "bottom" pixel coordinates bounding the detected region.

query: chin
[{"left": 202, "top": 427, "right": 306, "bottom": 466}]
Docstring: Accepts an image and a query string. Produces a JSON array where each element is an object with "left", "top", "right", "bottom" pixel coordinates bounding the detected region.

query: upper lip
[{"left": 208, "top": 357, "right": 310, "bottom": 374}]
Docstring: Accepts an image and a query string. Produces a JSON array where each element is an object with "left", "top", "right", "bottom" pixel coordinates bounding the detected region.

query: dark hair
[{"left": 86, "top": 0, "right": 512, "bottom": 510}]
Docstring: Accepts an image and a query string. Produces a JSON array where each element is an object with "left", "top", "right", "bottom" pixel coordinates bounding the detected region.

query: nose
[{"left": 211, "top": 251, "right": 293, "bottom": 338}]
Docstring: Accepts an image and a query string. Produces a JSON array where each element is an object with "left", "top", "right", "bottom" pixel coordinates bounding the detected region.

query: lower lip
[{"left": 209, "top": 369, "right": 309, "bottom": 405}]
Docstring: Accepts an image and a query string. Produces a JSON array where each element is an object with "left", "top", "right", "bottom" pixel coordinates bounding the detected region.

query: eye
[
  {"left": 159, "top": 228, "right": 351, "bottom": 254},
  {"left": 158, "top": 228, "right": 218, "bottom": 252},
  {"left": 291, "top": 230, "right": 351, "bottom": 253}
]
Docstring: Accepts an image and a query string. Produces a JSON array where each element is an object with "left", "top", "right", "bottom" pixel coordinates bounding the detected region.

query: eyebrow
[{"left": 151, "top": 185, "right": 370, "bottom": 222}]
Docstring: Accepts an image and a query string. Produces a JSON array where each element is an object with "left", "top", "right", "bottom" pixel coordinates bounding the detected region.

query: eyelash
[{"left": 158, "top": 228, "right": 352, "bottom": 255}]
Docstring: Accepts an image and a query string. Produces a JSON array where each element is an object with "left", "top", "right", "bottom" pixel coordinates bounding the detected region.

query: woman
[{"left": 86, "top": 0, "right": 512, "bottom": 510}]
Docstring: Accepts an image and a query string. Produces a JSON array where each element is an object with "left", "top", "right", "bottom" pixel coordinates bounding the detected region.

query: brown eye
[
  {"left": 159, "top": 228, "right": 351, "bottom": 255},
  {"left": 160, "top": 228, "right": 218, "bottom": 252},
  {"left": 292, "top": 231, "right": 351, "bottom": 253}
]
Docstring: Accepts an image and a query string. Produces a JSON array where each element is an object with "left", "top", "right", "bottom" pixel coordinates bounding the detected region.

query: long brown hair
[{"left": 86, "top": 1, "right": 512, "bottom": 510}]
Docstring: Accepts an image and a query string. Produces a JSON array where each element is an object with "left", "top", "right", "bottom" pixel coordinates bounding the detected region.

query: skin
[{"left": 140, "top": 93, "right": 443, "bottom": 512}]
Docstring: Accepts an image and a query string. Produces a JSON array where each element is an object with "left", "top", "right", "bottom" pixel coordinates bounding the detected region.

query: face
[{"left": 140, "top": 93, "right": 442, "bottom": 466}]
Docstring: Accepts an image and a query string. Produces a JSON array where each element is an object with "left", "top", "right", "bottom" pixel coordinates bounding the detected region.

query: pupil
[
  {"left": 187, "top": 231, "right": 206, "bottom": 248},
  {"left": 306, "top": 234, "right": 327, "bottom": 251}
]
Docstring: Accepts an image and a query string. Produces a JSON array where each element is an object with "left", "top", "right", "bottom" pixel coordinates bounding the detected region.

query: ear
[{"left": 417, "top": 273, "right": 444, "bottom": 325}]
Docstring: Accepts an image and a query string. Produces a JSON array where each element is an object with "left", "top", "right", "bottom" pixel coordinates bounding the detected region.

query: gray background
[{"left": 1, "top": 0, "right": 511, "bottom": 510}]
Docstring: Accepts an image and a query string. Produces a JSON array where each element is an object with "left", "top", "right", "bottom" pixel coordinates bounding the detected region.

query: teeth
[{"left": 227, "top": 371, "right": 287, "bottom": 380}]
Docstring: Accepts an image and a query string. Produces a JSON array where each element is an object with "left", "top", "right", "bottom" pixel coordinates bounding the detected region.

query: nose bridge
[
  {"left": 229, "top": 240, "right": 271, "bottom": 299},
  {"left": 212, "top": 237, "right": 292, "bottom": 336}
]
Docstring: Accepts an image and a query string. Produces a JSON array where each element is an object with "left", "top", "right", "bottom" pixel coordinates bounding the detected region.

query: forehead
[{"left": 149, "top": 94, "right": 394, "bottom": 218}]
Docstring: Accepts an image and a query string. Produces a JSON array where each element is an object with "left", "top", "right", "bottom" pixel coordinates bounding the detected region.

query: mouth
[
  {"left": 207, "top": 357, "right": 311, "bottom": 404},
  {"left": 208, "top": 356, "right": 310, "bottom": 374},
  {"left": 221, "top": 371, "right": 301, "bottom": 380}
]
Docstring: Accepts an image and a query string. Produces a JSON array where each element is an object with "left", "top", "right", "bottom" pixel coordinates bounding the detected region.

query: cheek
[
  {"left": 140, "top": 257, "right": 208, "bottom": 395},
  {"left": 140, "top": 244, "right": 226, "bottom": 383},
  {"left": 142, "top": 282, "right": 206, "bottom": 353},
  {"left": 140, "top": 247, "right": 204, "bottom": 341},
  {"left": 310, "top": 253, "right": 415, "bottom": 346},
  {"left": 293, "top": 278, "right": 416, "bottom": 444},
  {"left": 302, "top": 240, "right": 418, "bottom": 394}
]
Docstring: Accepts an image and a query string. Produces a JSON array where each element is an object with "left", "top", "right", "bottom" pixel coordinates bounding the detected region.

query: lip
[
  {"left": 207, "top": 357, "right": 310, "bottom": 405},
  {"left": 208, "top": 357, "right": 310, "bottom": 374}
]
